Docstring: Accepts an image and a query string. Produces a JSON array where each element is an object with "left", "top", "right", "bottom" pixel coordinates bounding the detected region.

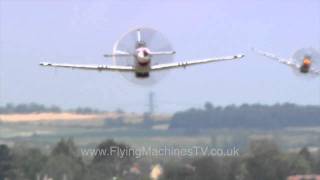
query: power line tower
[
  {"left": 148, "top": 92, "right": 155, "bottom": 115},
  {"left": 142, "top": 92, "right": 155, "bottom": 128}
]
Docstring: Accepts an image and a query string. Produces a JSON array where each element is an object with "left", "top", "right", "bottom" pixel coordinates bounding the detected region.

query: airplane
[
  {"left": 253, "top": 48, "right": 320, "bottom": 75},
  {"left": 40, "top": 28, "right": 245, "bottom": 78}
]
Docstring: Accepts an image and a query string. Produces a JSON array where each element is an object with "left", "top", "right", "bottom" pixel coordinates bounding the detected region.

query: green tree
[
  {"left": 0, "top": 145, "right": 13, "bottom": 180},
  {"left": 161, "top": 161, "right": 195, "bottom": 180},
  {"left": 89, "top": 139, "right": 135, "bottom": 178},
  {"left": 245, "top": 139, "right": 290, "bottom": 180},
  {"left": 42, "top": 154, "right": 84, "bottom": 180},
  {"left": 12, "top": 148, "right": 47, "bottom": 180},
  {"left": 288, "top": 155, "right": 312, "bottom": 175},
  {"left": 298, "top": 147, "right": 314, "bottom": 171},
  {"left": 92, "top": 139, "right": 133, "bottom": 164},
  {"left": 226, "top": 157, "right": 248, "bottom": 180},
  {"left": 41, "top": 138, "right": 85, "bottom": 180},
  {"left": 192, "top": 157, "right": 228, "bottom": 180},
  {"left": 52, "top": 138, "right": 78, "bottom": 159}
]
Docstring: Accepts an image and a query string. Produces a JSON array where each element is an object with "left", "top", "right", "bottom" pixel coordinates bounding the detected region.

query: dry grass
[
  {"left": 0, "top": 112, "right": 172, "bottom": 123},
  {"left": 0, "top": 112, "right": 118, "bottom": 122}
]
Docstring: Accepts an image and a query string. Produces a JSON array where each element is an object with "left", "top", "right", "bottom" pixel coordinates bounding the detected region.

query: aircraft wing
[
  {"left": 309, "top": 68, "right": 320, "bottom": 75},
  {"left": 253, "top": 48, "right": 299, "bottom": 69},
  {"left": 150, "top": 54, "right": 244, "bottom": 71},
  {"left": 39, "top": 62, "right": 134, "bottom": 72}
]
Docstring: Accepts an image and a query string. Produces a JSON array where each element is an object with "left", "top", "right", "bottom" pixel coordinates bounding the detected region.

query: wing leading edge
[
  {"left": 151, "top": 54, "right": 244, "bottom": 71},
  {"left": 253, "top": 48, "right": 299, "bottom": 68},
  {"left": 39, "top": 62, "right": 134, "bottom": 72}
]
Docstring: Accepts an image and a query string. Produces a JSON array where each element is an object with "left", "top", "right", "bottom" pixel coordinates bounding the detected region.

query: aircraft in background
[
  {"left": 253, "top": 48, "right": 320, "bottom": 75},
  {"left": 40, "top": 28, "right": 244, "bottom": 78}
]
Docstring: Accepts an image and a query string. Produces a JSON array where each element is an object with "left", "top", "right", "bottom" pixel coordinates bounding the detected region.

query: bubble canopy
[{"left": 112, "top": 28, "right": 175, "bottom": 85}]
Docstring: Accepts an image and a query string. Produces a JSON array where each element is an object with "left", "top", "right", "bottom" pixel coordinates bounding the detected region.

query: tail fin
[{"left": 137, "top": 29, "right": 142, "bottom": 43}]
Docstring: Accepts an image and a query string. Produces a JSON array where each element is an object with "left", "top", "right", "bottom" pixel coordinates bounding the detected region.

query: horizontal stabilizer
[
  {"left": 104, "top": 50, "right": 132, "bottom": 58},
  {"left": 150, "top": 51, "right": 176, "bottom": 56}
]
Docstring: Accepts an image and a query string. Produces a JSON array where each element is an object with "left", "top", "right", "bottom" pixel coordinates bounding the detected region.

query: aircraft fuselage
[
  {"left": 300, "top": 58, "right": 312, "bottom": 73},
  {"left": 134, "top": 47, "right": 152, "bottom": 78}
]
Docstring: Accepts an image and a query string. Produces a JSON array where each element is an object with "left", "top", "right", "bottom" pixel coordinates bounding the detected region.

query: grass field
[{"left": 0, "top": 113, "right": 320, "bottom": 153}]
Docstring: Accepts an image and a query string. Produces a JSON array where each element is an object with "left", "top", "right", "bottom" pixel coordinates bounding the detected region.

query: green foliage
[
  {"left": 288, "top": 155, "right": 312, "bottom": 175},
  {"left": 0, "top": 145, "right": 13, "bottom": 180},
  {"left": 73, "top": 107, "right": 100, "bottom": 114},
  {"left": 192, "top": 157, "right": 228, "bottom": 180},
  {"left": 12, "top": 148, "right": 47, "bottom": 180},
  {"left": 299, "top": 147, "right": 313, "bottom": 164},
  {"left": 41, "top": 154, "right": 84, "bottom": 180},
  {"left": 0, "top": 103, "right": 61, "bottom": 114},
  {"left": 0, "top": 103, "right": 102, "bottom": 114},
  {"left": 41, "top": 138, "right": 85, "bottom": 180},
  {"left": 92, "top": 139, "right": 133, "bottom": 164},
  {"left": 51, "top": 138, "right": 79, "bottom": 159},
  {"left": 83, "top": 139, "right": 135, "bottom": 178},
  {"left": 0, "top": 139, "right": 320, "bottom": 180},
  {"left": 161, "top": 161, "right": 195, "bottom": 180},
  {"left": 245, "top": 139, "right": 290, "bottom": 180}
]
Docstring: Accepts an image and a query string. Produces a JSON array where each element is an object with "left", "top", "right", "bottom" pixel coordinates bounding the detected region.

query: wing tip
[
  {"left": 39, "top": 62, "right": 52, "bottom": 66},
  {"left": 235, "top": 54, "right": 245, "bottom": 59}
]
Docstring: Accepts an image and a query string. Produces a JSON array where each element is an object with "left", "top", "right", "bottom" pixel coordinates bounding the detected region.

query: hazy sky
[{"left": 1, "top": 0, "right": 320, "bottom": 113}]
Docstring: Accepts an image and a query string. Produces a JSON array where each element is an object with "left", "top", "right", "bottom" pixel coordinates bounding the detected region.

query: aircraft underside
[
  {"left": 300, "top": 65, "right": 310, "bottom": 73},
  {"left": 136, "top": 72, "right": 150, "bottom": 78}
]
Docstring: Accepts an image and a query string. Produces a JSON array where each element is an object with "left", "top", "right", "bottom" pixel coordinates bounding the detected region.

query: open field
[
  {"left": 0, "top": 112, "right": 171, "bottom": 123},
  {"left": 0, "top": 113, "right": 109, "bottom": 122},
  {"left": 1, "top": 112, "right": 320, "bottom": 153}
]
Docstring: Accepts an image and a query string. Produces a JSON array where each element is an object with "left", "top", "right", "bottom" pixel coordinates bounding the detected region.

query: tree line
[
  {"left": 0, "top": 103, "right": 101, "bottom": 114},
  {"left": 169, "top": 103, "right": 320, "bottom": 130}
]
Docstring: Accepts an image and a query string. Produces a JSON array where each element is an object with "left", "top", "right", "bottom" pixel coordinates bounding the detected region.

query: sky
[{"left": 1, "top": 0, "right": 320, "bottom": 113}]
